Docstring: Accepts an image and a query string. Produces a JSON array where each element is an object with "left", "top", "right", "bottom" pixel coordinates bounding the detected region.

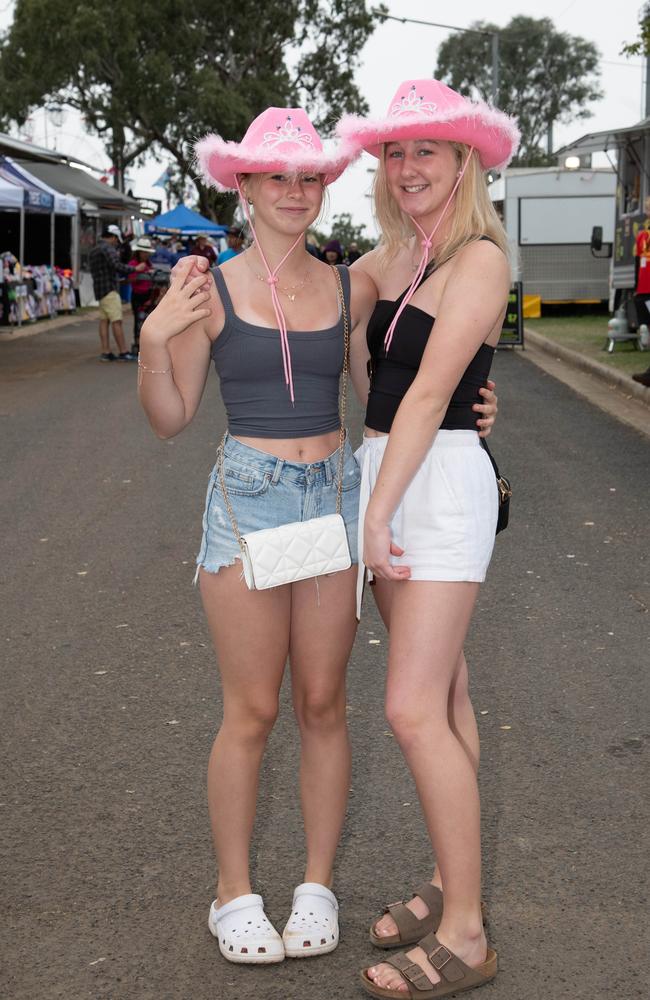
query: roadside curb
[
  {"left": 523, "top": 326, "right": 650, "bottom": 406},
  {"left": 0, "top": 310, "right": 99, "bottom": 342}
]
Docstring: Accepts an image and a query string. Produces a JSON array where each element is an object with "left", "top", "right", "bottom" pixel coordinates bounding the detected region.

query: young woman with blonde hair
[{"left": 337, "top": 79, "right": 519, "bottom": 998}]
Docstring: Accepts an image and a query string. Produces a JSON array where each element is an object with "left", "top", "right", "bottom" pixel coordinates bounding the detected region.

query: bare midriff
[{"left": 233, "top": 429, "right": 342, "bottom": 463}]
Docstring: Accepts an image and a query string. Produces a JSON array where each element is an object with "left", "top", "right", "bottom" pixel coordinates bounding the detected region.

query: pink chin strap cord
[
  {"left": 383, "top": 147, "right": 475, "bottom": 354},
  {"left": 235, "top": 177, "right": 304, "bottom": 403}
]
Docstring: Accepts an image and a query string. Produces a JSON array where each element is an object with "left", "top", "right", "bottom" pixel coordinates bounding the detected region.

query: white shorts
[{"left": 355, "top": 430, "right": 498, "bottom": 617}]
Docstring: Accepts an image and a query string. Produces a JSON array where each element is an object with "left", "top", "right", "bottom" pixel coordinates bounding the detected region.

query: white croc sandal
[
  {"left": 282, "top": 882, "right": 339, "bottom": 958},
  {"left": 208, "top": 893, "right": 284, "bottom": 964}
]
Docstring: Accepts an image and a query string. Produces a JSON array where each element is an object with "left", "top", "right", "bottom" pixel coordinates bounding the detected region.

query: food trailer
[
  {"left": 489, "top": 166, "right": 616, "bottom": 304},
  {"left": 557, "top": 118, "right": 650, "bottom": 326}
]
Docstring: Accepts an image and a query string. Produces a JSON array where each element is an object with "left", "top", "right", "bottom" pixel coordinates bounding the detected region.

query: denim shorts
[{"left": 195, "top": 434, "right": 361, "bottom": 576}]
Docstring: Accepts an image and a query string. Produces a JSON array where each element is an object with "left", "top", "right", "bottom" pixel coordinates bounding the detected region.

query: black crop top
[{"left": 365, "top": 244, "right": 496, "bottom": 433}]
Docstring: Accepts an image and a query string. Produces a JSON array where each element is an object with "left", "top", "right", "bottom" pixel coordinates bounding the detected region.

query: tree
[
  {"left": 328, "top": 212, "right": 375, "bottom": 253},
  {"left": 0, "top": 0, "right": 385, "bottom": 219},
  {"left": 621, "top": 2, "right": 650, "bottom": 57},
  {"left": 435, "top": 16, "right": 602, "bottom": 167}
]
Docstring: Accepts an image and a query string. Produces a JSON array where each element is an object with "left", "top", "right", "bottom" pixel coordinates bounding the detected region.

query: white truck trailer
[{"left": 489, "top": 167, "right": 616, "bottom": 302}]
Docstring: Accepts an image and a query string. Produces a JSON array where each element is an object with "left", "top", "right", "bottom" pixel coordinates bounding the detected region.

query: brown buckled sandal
[
  {"left": 369, "top": 882, "right": 443, "bottom": 949},
  {"left": 360, "top": 931, "right": 497, "bottom": 999}
]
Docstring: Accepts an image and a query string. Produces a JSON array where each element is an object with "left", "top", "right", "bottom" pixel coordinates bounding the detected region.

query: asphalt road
[{"left": 1, "top": 320, "right": 649, "bottom": 1000}]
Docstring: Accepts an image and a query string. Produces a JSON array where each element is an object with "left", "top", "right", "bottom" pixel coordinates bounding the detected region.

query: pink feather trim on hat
[
  {"left": 336, "top": 79, "right": 520, "bottom": 172},
  {"left": 195, "top": 107, "right": 359, "bottom": 191}
]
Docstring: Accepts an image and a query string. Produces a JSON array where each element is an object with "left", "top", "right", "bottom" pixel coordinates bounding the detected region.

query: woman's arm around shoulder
[{"left": 138, "top": 258, "right": 224, "bottom": 439}]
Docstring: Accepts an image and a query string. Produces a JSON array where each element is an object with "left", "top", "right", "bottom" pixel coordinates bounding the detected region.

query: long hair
[{"left": 372, "top": 143, "right": 508, "bottom": 267}]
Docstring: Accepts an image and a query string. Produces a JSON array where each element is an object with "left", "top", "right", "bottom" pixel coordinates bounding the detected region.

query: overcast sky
[
  {"left": 1, "top": 1, "right": 645, "bottom": 236},
  {"left": 329, "top": 1, "right": 644, "bottom": 236}
]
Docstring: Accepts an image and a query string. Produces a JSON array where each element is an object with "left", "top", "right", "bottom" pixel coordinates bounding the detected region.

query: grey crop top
[{"left": 210, "top": 264, "right": 350, "bottom": 439}]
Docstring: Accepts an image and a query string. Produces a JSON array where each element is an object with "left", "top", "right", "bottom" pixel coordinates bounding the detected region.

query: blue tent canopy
[
  {"left": 145, "top": 204, "right": 228, "bottom": 236},
  {"left": 0, "top": 156, "right": 53, "bottom": 212}
]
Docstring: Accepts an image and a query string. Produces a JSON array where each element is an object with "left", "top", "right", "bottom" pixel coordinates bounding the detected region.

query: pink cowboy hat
[
  {"left": 196, "top": 107, "right": 357, "bottom": 191},
  {"left": 336, "top": 79, "right": 520, "bottom": 172}
]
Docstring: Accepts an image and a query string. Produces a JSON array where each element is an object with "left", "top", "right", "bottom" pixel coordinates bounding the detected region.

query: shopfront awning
[
  {"left": 4, "top": 156, "right": 77, "bottom": 214},
  {"left": 0, "top": 157, "right": 53, "bottom": 211},
  {"left": 556, "top": 118, "right": 650, "bottom": 158},
  {"left": 0, "top": 131, "right": 92, "bottom": 167},
  {"left": 14, "top": 159, "right": 140, "bottom": 213},
  {"left": 0, "top": 175, "right": 24, "bottom": 209}
]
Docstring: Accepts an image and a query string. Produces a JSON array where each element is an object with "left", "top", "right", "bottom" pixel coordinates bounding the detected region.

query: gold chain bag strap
[{"left": 217, "top": 265, "right": 352, "bottom": 590}]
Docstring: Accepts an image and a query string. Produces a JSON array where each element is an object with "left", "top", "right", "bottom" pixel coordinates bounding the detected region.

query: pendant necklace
[{"left": 245, "top": 250, "right": 312, "bottom": 300}]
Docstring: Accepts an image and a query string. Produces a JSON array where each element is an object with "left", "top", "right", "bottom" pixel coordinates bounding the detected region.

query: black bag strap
[{"left": 479, "top": 437, "right": 501, "bottom": 478}]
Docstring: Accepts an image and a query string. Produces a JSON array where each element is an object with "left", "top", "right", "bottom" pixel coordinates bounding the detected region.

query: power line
[
  {"left": 376, "top": 12, "right": 500, "bottom": 101},
  {"left": 601, "top": 59, "right": 644, "bottom": 69},
  {"left": 377, "top": 13, "right": 643, "bottom": 74},
  {"left": 379, "top": 13, "right": 493, "bottom": 37}
]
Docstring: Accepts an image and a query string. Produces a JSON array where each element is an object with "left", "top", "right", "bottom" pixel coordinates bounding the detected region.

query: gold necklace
[{"left": 244, "top": 251, "right": 312, "bottom": 301}]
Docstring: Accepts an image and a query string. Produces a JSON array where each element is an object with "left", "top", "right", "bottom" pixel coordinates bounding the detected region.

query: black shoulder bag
[{"left": 480, "top": 438, "right": 512, "bottom": 534}]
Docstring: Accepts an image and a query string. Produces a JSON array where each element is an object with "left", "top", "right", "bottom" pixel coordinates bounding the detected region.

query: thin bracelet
[{"left": 137, "top": 356, "right": 173, "bottom": 375}]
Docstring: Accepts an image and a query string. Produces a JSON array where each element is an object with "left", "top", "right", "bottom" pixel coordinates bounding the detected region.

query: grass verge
[{"left": 525, "top": 310, "right": 649, "bottom": 375}]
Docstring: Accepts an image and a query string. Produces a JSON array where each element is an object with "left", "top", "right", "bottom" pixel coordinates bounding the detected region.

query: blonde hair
[{"left": 373, "top": 143, "right": 508, "bottom": 267}]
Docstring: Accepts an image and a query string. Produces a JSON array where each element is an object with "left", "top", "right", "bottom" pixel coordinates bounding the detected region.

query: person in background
[
  {"left": 89, "top": 227, "right": 143, "bottom": 362},
  {"left": 150, "top": 236, "right": 175, "bottom": 268},
  {"left": 110, "top": 225, "right": 133, "bottom": 307},
  {"left": 632, "top": 201, "right": 650, "bottom": 386},
  {"left": 306, "top": 232, "right": 323, "bottom": 259},
  {"left": 323, "top": 239, "right": 344, "bottom": 265},
  {"left": 217, "top": 225, "right": 245, "bottom": 264},
  {"left": 345, "top": 241, "right": 362, "bottom": 265},
  {"left": 634, "top": 201, "right": 650, "bottom": 327},
  {"left": 191, "top": 233, "right": 218, "bottom": 266},
  {"left": 128, "top": 236, "right": 155, "bottom": 353},
  {"left": 171, "top": 240, "right": 189, "bottom": 266}
]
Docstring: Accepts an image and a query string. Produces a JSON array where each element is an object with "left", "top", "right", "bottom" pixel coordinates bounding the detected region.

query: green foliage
[
  {"left": 328, "top": 212, "right": 374, "bottom": 253},
  {"left": 0, "top": 0, "right": 385, "bottom": 217},
  {"left": 435, "top": 16, "right": 602, "bottom": 166},
  {"left": 621, "top": 2, "right": 650, "bottom": 57}
]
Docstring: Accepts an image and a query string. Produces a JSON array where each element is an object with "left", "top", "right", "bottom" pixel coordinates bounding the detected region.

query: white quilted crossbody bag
[{"left": 217, "top": 266, "right": 352, "bottom": 590}]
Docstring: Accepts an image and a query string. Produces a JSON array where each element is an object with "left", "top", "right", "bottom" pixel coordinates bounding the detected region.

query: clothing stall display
[{"left": 0, "top": 253, "right": 76, "bottom": 325}]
